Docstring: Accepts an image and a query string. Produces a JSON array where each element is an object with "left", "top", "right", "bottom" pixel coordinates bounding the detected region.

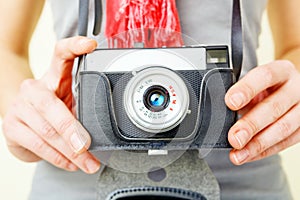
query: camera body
[{"left": 75, "top": 45, "right": 236, "bottom": 151}]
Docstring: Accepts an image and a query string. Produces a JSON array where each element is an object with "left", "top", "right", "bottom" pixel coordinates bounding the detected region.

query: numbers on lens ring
[
  {"left": 169, "top": 85, "right": 177, "bottom": 97},
  {"left": 138, "top": 108, "right": 167, "bottom": 119},
  {"left": 137, "top": 85, "right": 144, "bottom": 93},
  {"left": 145, "top": 79, "right": 153, "bottom": 84},
  {"left": 137, "top": 79, "right": 153, "bottom": 93}
]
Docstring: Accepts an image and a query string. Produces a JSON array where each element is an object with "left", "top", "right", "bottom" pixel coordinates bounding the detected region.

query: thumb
[{"left": 42, "top": 36, "right": 97, "bottom": 90}]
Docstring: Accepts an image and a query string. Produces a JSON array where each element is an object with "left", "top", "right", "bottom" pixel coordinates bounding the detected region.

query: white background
[{"left": 0, "top": 2, "right": 300, "bottom": 199}]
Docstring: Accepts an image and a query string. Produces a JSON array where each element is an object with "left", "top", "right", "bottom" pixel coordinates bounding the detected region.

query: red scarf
[{"left": 105, "top": 0, "right": 183, "bottom": 48}]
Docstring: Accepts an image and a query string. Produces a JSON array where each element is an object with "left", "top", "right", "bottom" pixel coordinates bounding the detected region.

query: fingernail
[
  {"left": 70, "top": 132, "right": 88, "bottom": 153},
  {"left": 234, "top": 130, "right": 248, "bottom": 148},
  {"left": 233, "top": 149, "right": 249, "bottom": 164},
  {"left": 85, "top": 158, "right": 100, "bottom": 174},
  {"left": 230, "top": 93, "right": 245, "bottom": 108}
]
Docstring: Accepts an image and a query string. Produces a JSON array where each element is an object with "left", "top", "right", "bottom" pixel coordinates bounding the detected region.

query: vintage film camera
[
  {"left": 75, "top": 45, "right": 236, "bottom": 151},
  {"left": 75, "top": 0, "right": 243, "bottom": 198}
]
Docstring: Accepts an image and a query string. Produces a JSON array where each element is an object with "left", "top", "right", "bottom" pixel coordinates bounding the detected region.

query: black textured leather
[{"left": 79, "top": 68, "right": 234, "bottom": 151}]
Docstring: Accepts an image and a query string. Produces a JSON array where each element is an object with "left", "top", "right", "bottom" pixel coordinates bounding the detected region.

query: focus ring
[{"left": 123, "top": 66, "right": 190, "bottom": 133}]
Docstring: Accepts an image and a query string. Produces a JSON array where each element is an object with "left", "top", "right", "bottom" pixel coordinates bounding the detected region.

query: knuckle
[
  {"left": 252, "top": 137, "right": 266, "bottom": 154},
  {"left": 53, "top": 152, "right": 68, "bottom": 167},
  {"left": 1, "top": 117, "right": 10, "bottom": 134},
  {"left": 35, "top": 94, "right": 57, "bottom": 112},
  {"left": 57, "top": 118, "right": 75, "bottom": 135},
  {"left": 280, "top": 137, "right": 291, "bottom": 150},
  {"left": 1, "top": 117, "right": 15, "bottom": 141},
  {"left": 281, "top": 60, "right": 295, "bottom": 72},
  {"left": 69, "top": 151, "right": 79, "bottom": 160},
  {"left": 275, "top": 60, "right": 296, "bottom": 79},
  {"left": 239, "top": 82, "right": 255, "bottom": 100},
  {"left": 20, "top": 79, "right": 36, "bottom": 91},
  {"left": 259, "top": 150, "right": 269, "bottom": 159},
  {"left": 39, "top": 121, "right": 57, "bottom": 139},
  {"left": 10, "top": 101, "right": 20, "bottom": 114},
  {"left": 277, "top": 120, "right": 292, "bottom": 140},
  {"left": 260, "top": 66, "right": 275, "bottom": 86},
  {"left": 241, "top": 116, "right": 258, "bottom": 135},
  {"left": 31, "top": 139, "right": 46, "bottom": 153},
  {"left": 269, "top": 100, "right": 284, "bottom": 121}
]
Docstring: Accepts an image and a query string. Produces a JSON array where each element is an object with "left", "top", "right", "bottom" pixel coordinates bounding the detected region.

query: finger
[
  {"left": 225, "top": 60, "right": 295, "bottom": 111},
  {"left": 59, "top": 147, "right": 101, "bottom": 174},
  {"left": 6, "top": 121, "right": 78, "bottom": 171},
  {"left": 22, "top": 80, "right": 91, "bottom": 154},
  {"left": 42, "top": 36, "right": 97, "bottom": 89},
  {"left": 228, "top": 80, "right": 300, "bottom": 149},
  {"left": 53, "top": 36, "right": 97, "bottom": 61},
  {"left": 229, "top": 103, "right": 300, "bottom": 165},
  {"left": 238, "top": 90, "right": 270, "bottom": 117},
  {"left": 247, "top": 128, "right": 300, "bottom": 163},
  {"left": 15, "top": 96, "right": 60, "bottom": 142},
  {"left": 15, "top": 98, "right": 100, "bottom": 174},
  {"left": 3, "top": 116, "right": 41, "bottom": 162},
  {"left": 7, "top": 144, "right": 41, "bottom": 163}
]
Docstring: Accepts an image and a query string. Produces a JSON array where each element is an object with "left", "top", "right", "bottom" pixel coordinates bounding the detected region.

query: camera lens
[
  {"left": 143, "top": 85, "right": 170, "bottom": 112},
  {"left": 124, "top": 67, "right": 190, "bottom": 133},
  {"left": 150, "top": 93, "right": 164, "bottom": 106}
]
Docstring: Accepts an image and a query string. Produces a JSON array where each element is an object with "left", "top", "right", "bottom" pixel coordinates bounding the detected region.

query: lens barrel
[
  {"left": 143, "top": 85, "right": 170, "bottom": 112},
  {"left": 123, "top": 67, "right": 190, "bottom": 133}
]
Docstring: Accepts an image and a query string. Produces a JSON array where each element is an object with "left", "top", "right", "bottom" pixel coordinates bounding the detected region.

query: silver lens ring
[{"left": 124, "top": 67, "right": 190, "bottom": 133}]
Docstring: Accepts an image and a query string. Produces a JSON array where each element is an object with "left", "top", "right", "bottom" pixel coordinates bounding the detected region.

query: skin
[
  {"left": 0, "top": 0, "right": 100, "bottom": 174},
  {"left": 226, "top": 0, "right": 300, "bottom": 165},
  {"left": 0, "top": 0, "right": 299, "bottom": 174}
]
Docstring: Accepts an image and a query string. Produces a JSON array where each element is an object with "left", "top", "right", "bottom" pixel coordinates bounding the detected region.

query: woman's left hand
[{"left": 225, "top": 60, "right": 300, "bottom": 165}]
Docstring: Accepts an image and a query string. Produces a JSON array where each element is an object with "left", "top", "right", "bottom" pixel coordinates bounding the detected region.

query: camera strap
[
  {"left": 231, "top": 0, "right": 243, "bottom": 79},
  {"left": 78, "top": 0, "right": 102, "bottom": 36},
  {"left": 77, "top": 0, "right": 243, "bottom": 80}
]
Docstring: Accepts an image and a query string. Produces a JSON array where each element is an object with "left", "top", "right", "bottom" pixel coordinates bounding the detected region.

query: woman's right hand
[{"left": 1, "top": 36, "right": 101, "bottom": 174}]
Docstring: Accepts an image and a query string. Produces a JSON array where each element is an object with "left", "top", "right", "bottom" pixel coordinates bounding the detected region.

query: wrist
[{"left": 0, "top": 58, "right": 33, "bottom": 116}]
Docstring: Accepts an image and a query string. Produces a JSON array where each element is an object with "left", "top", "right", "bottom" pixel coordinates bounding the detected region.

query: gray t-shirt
[{"left": 29, "top": 1, "right": 292, "bottom": 200}]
